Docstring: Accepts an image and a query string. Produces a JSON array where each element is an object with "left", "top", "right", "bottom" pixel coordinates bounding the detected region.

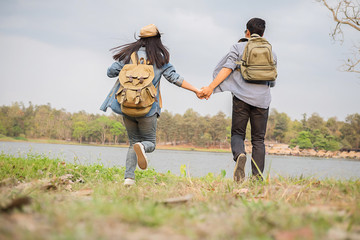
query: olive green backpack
[
  {"left": 115, "top": 53, "right": 160, "bottom": 117},
  {"left": 238, "top": 34, "right": 277, "bottom": 82}
]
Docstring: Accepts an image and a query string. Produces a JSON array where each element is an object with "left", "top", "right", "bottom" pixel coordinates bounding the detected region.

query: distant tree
[
  {"left": 181, "top": 109, "right": 200, "bottom": 144},
  {"left": 110, "top": 121, "right": 125, "bottom": 144},
  {"left": 326, "top": 116, "right": 342, "bottom": 137},
  {"left": 312, "top": 129, "right": 328, "bottom": 150},
  {"left": 326, "top": 135, "right": 342, "bottom": 151},
  {"left": 226, "top": 125, "right": 231, "bottom": 144},
  {"left": 340, "top": 113, "right": 360, "bottom": 148},
  {"left": 157, "top": 110, "right": 175, "bottom": 143},
  {"left": 22, "top": 102, "right": 35, "bottom": 138},
  {"left": 86, "top": 116, "right": 112, "bottom": 144},
  {"left": 319, "top": 0, "right": 360, "bottom": 73},
  {"left": 291, "top": 129, "right": 341, "bottom": 151},
  {"left": 284, "top": 120, "right": 303, "bottom": 143},
  {"left": 6, "top": 103, "right": 25, "bottom": 137},
  {"left": 33, "top": 104, "right": 53, "bottom": 138},
  {"left": 0, "top": 122, "right": 6, "bottom": 136},
  {"left": 194, "top": 115, "right": 212, "bottom": 147},
  {"left": 265, "top": 112, "right": 275, "bottom": 141},
  {"left": 72, "top": 121, "right": 87, "bottom": 143},
  {"left": 197, "top": 132, "right": 212, "bottom": 148},
  {"left": 172, "top": 113, "right": 184, "bottom": 145},
  {"left": 273, "top": 112, "right": 290, "bottom": 142},
  {"left": 301, "top": 113, "right": 308, "bottom": 131},
  {"left": 291, "top": 131, "right": 314, "bottom": 149},
  {"left": 307, "top": 113, "right": 324, "bottom": 130},
  {"left": 208, "top": 111, "right": 228, "bottom": 147}
]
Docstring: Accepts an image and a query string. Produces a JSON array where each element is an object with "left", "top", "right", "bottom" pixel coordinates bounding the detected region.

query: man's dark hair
[{"left": 246, "top": 18, "right": 266, "bottom": 36}]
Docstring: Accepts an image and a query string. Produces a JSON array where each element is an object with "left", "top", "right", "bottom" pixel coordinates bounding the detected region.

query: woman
[{"left": 101, "top": 24, "right": 201, "bottom": 186}]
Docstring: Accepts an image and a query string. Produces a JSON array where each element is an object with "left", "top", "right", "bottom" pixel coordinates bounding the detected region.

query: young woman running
[{"left": 101, "top": 24, "right": 201, "bottom": 186}]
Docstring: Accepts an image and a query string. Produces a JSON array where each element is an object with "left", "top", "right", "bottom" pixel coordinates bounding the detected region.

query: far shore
[{"left": 1, "top": 137, "right": 359, "bottom": 160}]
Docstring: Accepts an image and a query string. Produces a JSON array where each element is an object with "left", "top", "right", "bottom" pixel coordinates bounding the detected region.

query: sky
[{"left": 0, "top": 0, "right": 359, "bottom": 121}]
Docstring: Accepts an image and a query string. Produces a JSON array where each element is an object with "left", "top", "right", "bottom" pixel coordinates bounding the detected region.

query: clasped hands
[{"left": 195, "top": 86, "right": 214, "bottom": 100}]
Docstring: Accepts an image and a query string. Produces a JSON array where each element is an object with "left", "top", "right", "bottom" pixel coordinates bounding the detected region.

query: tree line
[{"left": 0, "top": 102, "right": 359, "bottom": 151}]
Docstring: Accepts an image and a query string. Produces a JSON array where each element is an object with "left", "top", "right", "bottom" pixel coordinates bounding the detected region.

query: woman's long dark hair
[{"left": 110, "top": 33, "right": 170, "bottom": 68}]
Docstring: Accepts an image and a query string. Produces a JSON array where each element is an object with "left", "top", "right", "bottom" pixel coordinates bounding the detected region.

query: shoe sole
[
  {"left": 233, "top": 154, "right": 246, "bottom": 182},
  {"left": 124, "top": 182, "right": 135, "bottom": 187},
  {"left": 134, "top": 143, "right": 148, "bottom": 170}
]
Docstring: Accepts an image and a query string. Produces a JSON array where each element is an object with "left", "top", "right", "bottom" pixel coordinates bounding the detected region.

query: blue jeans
[{"left": 123, "top": 114, "right": 157, "bottom": 179}]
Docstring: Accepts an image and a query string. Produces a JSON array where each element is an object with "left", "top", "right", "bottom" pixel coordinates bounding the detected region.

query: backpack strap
[
  {"left": 155, "top": 81, "right": 162, "bottom": 108},
  {"left": 158, "top": 83, "right": 162, "bottom": 108},
  {"left": 136, "top": 51, "right": 161, "bottom": 106},
  {"left": 130, "top": 52, "right": 138, "bottom": 64},
  {"left": 237, "top": 38, "right": 249, "bottom": 43}
]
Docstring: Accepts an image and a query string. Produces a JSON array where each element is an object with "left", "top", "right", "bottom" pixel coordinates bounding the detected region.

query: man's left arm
[
  {"left": 201, "top": 45, "right": 239, "bottom": 99},
  {"left": 201, "top": 68, "right": 232, "bottom": 99}
]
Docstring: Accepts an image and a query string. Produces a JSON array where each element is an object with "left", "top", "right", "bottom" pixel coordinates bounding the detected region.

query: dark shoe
[
  {"left": 234, "top": 153, "right": 246, "bottom": 182},
  {"left": 134, "top": 142, "right": 148, "bottom": 170}
]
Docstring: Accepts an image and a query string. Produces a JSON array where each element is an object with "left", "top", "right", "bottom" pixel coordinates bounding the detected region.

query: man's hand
[
  {"left": 196, "top": 89, "right": 205, "bottom": 99},
  {"left": 193, "top": 88, "right": 206, "bottom": 99},
  {"left": 201, "top": 86, "right": 214, "bottom": 100}
]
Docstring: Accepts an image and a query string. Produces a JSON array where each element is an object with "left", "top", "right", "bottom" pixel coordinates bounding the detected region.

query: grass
[{"left": 0, "top": 153, "right": 359, "bottom": 240}]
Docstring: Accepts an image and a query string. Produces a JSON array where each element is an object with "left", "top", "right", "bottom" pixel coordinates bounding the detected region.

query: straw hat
[{"left": 139, "top": 24, "right": 160, "bottom": 38}]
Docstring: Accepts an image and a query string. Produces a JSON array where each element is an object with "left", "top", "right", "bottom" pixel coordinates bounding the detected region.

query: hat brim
[{"left": 138, "top": 31, "right": 162, "bottom": 38}]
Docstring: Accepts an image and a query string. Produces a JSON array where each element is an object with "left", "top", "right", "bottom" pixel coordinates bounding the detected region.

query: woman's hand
[
  {"left": 201, "top": 86, "right": 214, "bottom": 100},
  {"left": 194, "top": 88, "right": 204, "bottom": 99}
]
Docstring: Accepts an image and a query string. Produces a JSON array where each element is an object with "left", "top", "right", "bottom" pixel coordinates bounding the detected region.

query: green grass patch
[{"left": 0, "top": 153, "right": 359, "bottom": 240}]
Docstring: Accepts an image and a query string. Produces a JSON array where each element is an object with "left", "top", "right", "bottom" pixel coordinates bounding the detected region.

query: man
[{"left": 201, "top": 18, "right": 277, "bottom": 181}]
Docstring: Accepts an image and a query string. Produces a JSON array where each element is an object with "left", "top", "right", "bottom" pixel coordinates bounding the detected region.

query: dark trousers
[{"left": 231, "top": 96, "right": 269, "bottom": 176}]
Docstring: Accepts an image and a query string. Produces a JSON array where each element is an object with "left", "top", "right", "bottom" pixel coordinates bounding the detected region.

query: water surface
[{"left": 1, "top": 141, "right": 359, "bottom": 180}]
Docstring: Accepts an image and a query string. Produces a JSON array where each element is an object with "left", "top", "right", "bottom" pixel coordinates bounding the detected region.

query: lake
[{"left": 1, "top": 141, "right": 359, "bottom": 180}]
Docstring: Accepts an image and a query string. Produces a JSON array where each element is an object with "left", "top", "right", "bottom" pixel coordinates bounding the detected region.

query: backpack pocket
[
  {"left": 242, "top": 65, "right": 277, "bottom": 81},
  {"left": 115, "top": 83, "right": 157, "bottom": 117}
]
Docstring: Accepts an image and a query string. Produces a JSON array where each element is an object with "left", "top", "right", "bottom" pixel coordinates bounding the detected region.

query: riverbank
[
  {"left": 264, "top": 143, "right": 360, "bottom": 160},
  {"left": 0, "top": 153, "right": 359, "bottom": 239},
  {"left": 1, "top": 136, "right": 359, "bottom": 160}
]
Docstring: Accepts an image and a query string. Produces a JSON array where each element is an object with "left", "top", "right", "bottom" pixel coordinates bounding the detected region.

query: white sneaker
[
  {"left": 124, "top": 178, "right": 135, "bottom": 186},
  {"left": 134, "top": 142, "right": 148, "bottom": 170}
]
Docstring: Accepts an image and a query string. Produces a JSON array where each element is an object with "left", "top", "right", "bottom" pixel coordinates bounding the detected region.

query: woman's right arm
[
  {"left": 162, "top": 63, "right": 201, "bottom": 96},
  {"left": 161, "top": 63, "right": 184, "bottom": 87},
  {"left": 107, "top": 61, "right": 124, "bottom": 78}
]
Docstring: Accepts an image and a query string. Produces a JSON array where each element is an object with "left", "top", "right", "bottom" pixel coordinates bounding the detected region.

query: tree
[
  {"left": 181, "top": 109, "right": 200, "bottom": 144},
  {"left": 0, "top": 122, "right": 6, "bottom": 136},
  {"left": 273, "top": 112, "right": 290, "bottom": 142},
  {"left": 72, "top": 121, "right": 87, "bottom": 143},
  {"left": 208, "top": 111, "right": 228, "bottom": 147},
  {"left": 291, "top": 131, "right": 314, "bottom": 149},
  {"left": 326, "top": 117, "right": 342, "bottom": 137},
  {"left": 86, "top": 116, "right": 112, "bottom": 144},
  {"left": 307, "top": 113, "right": 325, "bottom": 130},
  {"left": 110, "top": 121, "right": 125, "bottom": 144},
  {"left": 157, "top": 110, "right": 176, "bottom": 144},
  {"left": 319, "top": 0, "right": 360, "bottom": 73},
  {"left": 340, "top": 113, "right": 360, "bottom": 148}
]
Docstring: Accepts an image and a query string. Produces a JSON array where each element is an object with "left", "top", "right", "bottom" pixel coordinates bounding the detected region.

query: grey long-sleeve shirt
[{"left": 213, "top": 41, "right": 277, "bottom": 109}]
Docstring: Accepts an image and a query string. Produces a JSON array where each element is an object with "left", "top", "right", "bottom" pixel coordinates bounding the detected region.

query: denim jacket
[{"left": 100, "top": 47, "right": 184, "bottom": 117}]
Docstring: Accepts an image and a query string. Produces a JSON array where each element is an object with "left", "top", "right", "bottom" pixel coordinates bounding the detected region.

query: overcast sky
[{"left": 0, "top": 0, "right": 359, "bottom": 121}]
